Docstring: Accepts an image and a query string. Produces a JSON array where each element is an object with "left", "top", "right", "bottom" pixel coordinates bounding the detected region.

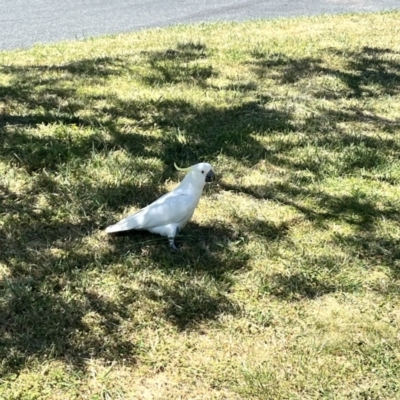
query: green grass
[{"left": 1, "top": 11, "right": 400, "bottom": 399}]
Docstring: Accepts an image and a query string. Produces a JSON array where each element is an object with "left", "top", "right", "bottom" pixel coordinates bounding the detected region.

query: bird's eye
[{"left": 201, "top": 170, "right": 204, "bottom": 174}]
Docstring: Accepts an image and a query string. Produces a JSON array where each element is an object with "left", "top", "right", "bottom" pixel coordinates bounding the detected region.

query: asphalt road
[{"left": 1, "top": 0, "right": 399, "bottom": 50}]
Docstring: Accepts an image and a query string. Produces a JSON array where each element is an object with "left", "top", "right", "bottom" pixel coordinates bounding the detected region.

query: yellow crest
[{"left": 174, "top": 162, "right": 193, "bottom": 172}]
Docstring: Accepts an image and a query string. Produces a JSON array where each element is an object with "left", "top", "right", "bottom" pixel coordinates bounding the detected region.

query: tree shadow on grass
[
  {"left": 1, "top": 63, "right": 289, "bottom": 177},
  {"left": 249, "top": 46, "right": 400, "bottom": 98},
  {"left": 0, "top": 281, "right": 137, "bottom": 374},
  {"left": 106, "top": 219, "right": 255, "bottom": 331},
  {"left": 0, "top": 56, "right": 127, "bottom": 124},
  {"left": 1, "top": 43, "right": 399, "bottom": 170},
  {"left": 1, "top": 42, "right": 293, "bottom": 175},
  {"left": 0, "top": 173, "right": 253, "bottom": 375},
  {"left": 335, "top": 232, "right": 400, "bottom": 277},
  {"left": 221, "top": 178, "right": 400, "bottom": 298},
  {"left": 108, "top": 220, "right": 249, "bottom": 280},
  {"left": 78, "top": 93, "right": 295, "bottom": 169},
  {"left": 150, "top": 97, "right": 295, "bottom": 166},
  {"left": 0, "top": 61, "right": 113, "bottom": 123},
  {"left": 1, "top": 38, "right": 400, "bottom": 376},
  {"left": 144, "top": 278, "right": 238, "bottom": 332},
  {"left": 221, "top": 180, "right": 400, "bottom": 229},
  {"left": 263, "top": 271, "right": 349, "bottom": 301},
  {"left": 261, "top": 253, "right": 364, "bottom": 301},
  {"left": 140, "top": 41, "right": 214, "bottom": 86},
  {"left": 249, "top": 52, "right": 325, "bottom": 84}
]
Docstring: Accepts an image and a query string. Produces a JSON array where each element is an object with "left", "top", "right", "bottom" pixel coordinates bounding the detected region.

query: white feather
[{"left": 106, "top": 162, "right": 214, "bottom": 242}]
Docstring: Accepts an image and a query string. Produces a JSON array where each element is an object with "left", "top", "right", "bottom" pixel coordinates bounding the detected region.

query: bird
[{"left": 105, "top": 162, "right": 215, "bottom": 250}]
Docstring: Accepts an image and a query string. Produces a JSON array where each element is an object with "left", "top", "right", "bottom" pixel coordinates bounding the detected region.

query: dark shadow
[
  {"left": 334, "top": 232, "right": 400, "bottom": 279},
  {"left": 242, "top": 219, "right": 290, "bottom": 241},
  {"left": 48, "top": 56, "right": 128, "bottom": 77},
  {"left": 249, "top": 46, "right": 400, "bottom": 98},
  {"left": 108, "top": 221, "right": 249, "bottom": 279},
  {"left": 0, "top": 128, "right": 106, "bottom": 173},
  {"left": 1, "top": 56, "right": 127, "bottom": 79},
  {"left": 153, "top": 98, "right": 295, "bottom": 166},
  {"left": 222, "top": 82, "right": 258, "bottom": 92},
  {"left": 141, "top": 41, "right": 214, "bottom": 86},
  {"left": 0, "top": 174, "right": 251, "bottom": 376},
  {"left": 1, "top": 38, "right": 400, "bottom": 376},
  {"left": 265, "top": 272, "right": 336, "bottom": 300},
  {"left": 220, "top": 181, "right": 399, "bottom": 229},
  {"left": 220, "top": 177, "right": 400, "bottom": 297},
  {"left": 106, "top": 221, "right": 248, "bottom": 330},
  {"left": 250, "top": 53, "right": 325, "bottom": 84},
  {"left": 143, "top": 278, "right": 238, "bottom": 331},
  {"left": 0, "top": 284, "right": 137, "bottom": 373},
  {"left": 262, "top": 270, "right": 359, "bottom": 301}
]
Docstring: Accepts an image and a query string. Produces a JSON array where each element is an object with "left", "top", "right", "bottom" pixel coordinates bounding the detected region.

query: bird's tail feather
[
  {"left": 106, "top": 219, "right": 138, "bottom": 233},
  {"left": 105, "top": 209, "right": 148, "bottom": 233},
  {"left": 106, "top": 224, "right": 127, "bottom": 233}
]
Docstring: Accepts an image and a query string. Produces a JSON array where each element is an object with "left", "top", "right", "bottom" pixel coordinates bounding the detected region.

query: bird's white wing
[{"left": 106, "top": 192, "right": 196, "bottom": 233}]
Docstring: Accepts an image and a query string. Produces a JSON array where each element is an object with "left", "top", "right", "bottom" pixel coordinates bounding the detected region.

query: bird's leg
[
  {"left": 168, "top": 226, "right": 181, "bottom": 250},
  {"left": 168, "top": 236, "right": 178, "bottom": 251}
]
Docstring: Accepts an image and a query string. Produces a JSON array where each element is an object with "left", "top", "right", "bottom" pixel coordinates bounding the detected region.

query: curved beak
[{"left": 205, "top": 170, "right": 215, "bottom": 183}]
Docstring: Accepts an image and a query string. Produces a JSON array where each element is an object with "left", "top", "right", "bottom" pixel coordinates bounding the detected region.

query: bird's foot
[{"left": 168, "top": 238, "right": 179, "bottom": 251}]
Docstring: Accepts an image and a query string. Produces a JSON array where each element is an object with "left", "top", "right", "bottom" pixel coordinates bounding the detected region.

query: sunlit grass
[{"left": 1, "top": 11, "right": 400, "bottom": 399}]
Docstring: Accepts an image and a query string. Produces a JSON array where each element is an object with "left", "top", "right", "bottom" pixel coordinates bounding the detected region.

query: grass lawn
[{"left": 1, "top": 10, "right": 400, "bottom": 399}]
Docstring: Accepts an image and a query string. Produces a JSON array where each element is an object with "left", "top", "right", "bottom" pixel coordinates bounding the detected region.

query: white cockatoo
[{"left": 106, "top": 162, "right": 215, "bottom": 249}]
